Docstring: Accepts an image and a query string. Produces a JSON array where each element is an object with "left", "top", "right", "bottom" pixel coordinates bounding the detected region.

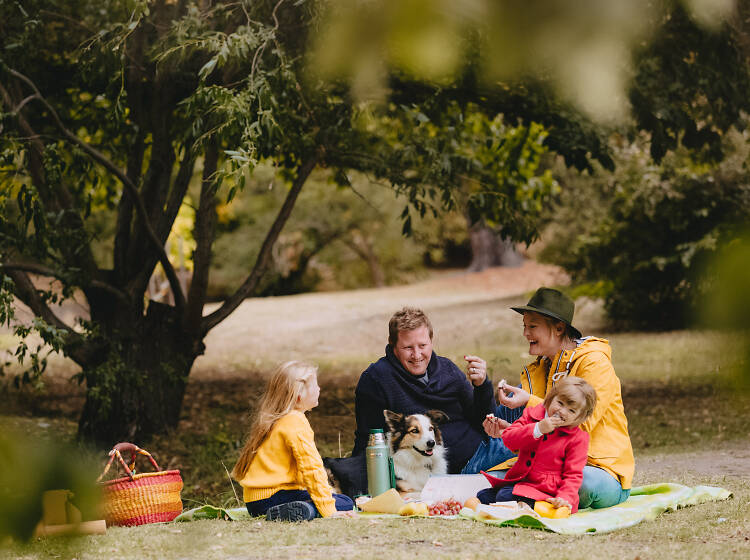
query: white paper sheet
[{"left": 419, "top": 474, "right": 491, "bottom": 504}]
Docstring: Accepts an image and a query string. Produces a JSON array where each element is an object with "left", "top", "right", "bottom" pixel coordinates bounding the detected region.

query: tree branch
[
  {"left": 0, "top": 261, "right": 130, "bottom": 304},
  {"left": 3, "top": 268, "right": 99, "bottom": 366},
  {"left": 4, "top": 66, "right": 186, "bottom": 310},
  {"left": 3, "top": 269, "right": 74, "bottom": 334},
  {"left": 201, "top": 154, "right": 318, "bottom": 334},
  {"left": 157, "top": 142, "right": 197, "bottom": 244},
  {"left": 0, "top": 80, "right": 99, "bottom": 280},
  {"left": 114, "top": 128, "right": 145, "bottom": 280},
  {"left": 131, "top": 142, "right": 196, "bottom": 299},
  {"left": 185, "top": 142, "right": 219, "bottom": 334}
]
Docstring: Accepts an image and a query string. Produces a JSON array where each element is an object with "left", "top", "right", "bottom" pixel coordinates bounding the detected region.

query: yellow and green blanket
[
  {"left": 461, "top": 483, "right": 732, "bottom": 534},
  {"left": 175, "top": 483, "right": 732, "bottom": 535}
]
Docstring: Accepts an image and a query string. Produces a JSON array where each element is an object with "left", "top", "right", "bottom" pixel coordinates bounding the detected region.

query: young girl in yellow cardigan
[{"left": 232, "top": 361, "right": 356, "bottom": 521}]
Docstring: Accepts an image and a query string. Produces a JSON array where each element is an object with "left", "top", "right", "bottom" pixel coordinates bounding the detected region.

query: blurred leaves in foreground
[
  {"left": 0, "top": 433, "right": 99, "bottom": 542},
  {"left": 312, "top": 0, "right": 734, "bottom": 121},
  {"left": 701, "top": 232, "right": 750, "bottom": 388}
]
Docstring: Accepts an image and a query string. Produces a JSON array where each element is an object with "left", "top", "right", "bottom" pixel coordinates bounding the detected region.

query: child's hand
[
  {"left": 537, "top": 414, "right": 565, "bottom": 434},
  {"left": 483, "top": 414, "right": 510, "bottom": 438},
  {"left": 496, "top": 380, "right": 530, "bottom": 409},
  {"left": 331, "top": 510, "right": 357, "bottom": 518},
  {"left": 548, "top": 497, "right": 571, "bottom": 510}
]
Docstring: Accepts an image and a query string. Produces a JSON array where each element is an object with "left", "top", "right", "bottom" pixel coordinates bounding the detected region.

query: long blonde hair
[{"left": 231, "top": 361, "right": 318, "bottom": 480}]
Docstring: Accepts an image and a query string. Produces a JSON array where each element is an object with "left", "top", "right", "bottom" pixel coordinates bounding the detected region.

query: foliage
[
  {"left": 2, "top": 0, "right": 749, "bottom": 444},
  {"left": 209, "top": 109, "right": 558, "bottom": 296},
  {"left": 540, "top": 130, "right": 750, "bottom": 330},
  {"left": 0, "top": 432, "right": 100, "bottom": 542},
  {"left": 208, "top": 166, "right": 428, "bottom": 296},
  {"left": 313, "top": 0, "right": 744, "bottom": 133},
  {"left": 700, "top": 232, "right": 750, "bottom": 386},
  {"left": 629, "top": 4, "right": 750, "bottom": 161},
  {"left": 0, "top": 0, "right": 565, "bottom": 443}
]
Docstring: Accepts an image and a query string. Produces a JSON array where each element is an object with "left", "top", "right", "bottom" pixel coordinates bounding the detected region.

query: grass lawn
[
  {"left": 2, "top": 286, "right": 749, "bottom": 559},
  {"left": 4, "top": 475, "right": 749, "bottom": 560}
]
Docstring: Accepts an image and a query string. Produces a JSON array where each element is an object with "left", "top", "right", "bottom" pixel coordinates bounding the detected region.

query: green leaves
[{"left": 544, "top": 128, "right": 750, "bottom": 330}]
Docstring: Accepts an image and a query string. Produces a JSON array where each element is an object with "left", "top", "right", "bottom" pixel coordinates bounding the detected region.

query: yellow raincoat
[{"left": 513, "top": 337, "right": 634, "bottom": 489}]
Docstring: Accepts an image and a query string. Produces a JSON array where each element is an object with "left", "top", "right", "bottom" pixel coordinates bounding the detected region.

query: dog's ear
[
  {"left": 383, "top": 409, "right": 404, "bottom": 431},
  {"left": 425, "top": 409, "right": 449, "bottom": 425}
]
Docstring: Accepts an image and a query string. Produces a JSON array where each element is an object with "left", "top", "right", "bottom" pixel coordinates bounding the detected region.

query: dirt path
[
  {"left": 195, "top": 261, "right": 569, "bottom": 377},
  {"left": 635, "top": 440, "right": 750, "bottom": 482}
]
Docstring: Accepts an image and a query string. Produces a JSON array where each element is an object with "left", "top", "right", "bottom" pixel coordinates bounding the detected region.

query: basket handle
[{"left": 96, "top": 442, "right": 162, "bottom": 482}]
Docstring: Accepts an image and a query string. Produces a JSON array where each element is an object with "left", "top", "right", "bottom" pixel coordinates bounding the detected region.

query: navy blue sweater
[{"left": 351, "top": 346, "right": 494, "bottom": 473}]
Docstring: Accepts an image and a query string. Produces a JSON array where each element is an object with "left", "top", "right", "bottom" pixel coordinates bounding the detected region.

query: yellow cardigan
[
  {"left": 238, "top": 410, "right": 336, "bottom": 517},
  {"left": 520, "top": 337, "right": 635, "bottom": 490}
]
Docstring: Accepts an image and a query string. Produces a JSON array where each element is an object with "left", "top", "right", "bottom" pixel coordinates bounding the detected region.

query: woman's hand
[
  {"left": 548, "top": 497, "right": 571, "bottom": 510},
  {"left": 331, "top": 509, "right": 357, "bottom": 518},
  {"left": 482, "top": 414, "right": 510, "bottom": 438},
  {"left": 496, "top": 380, "right": 530, "bottom": 409},
  {"left": 464, "top": 355, "right": 488, "bottom": 386}
]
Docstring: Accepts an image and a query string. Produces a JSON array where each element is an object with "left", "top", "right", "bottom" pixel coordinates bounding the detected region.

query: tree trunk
[
  {"left": 468, "top": 224, "right": 524, "bottom": 272},
  {"left": 347, "top": 232, "right": 385, "bottom": 287},
  {"left": 77, "top": 302, "right": 203, "bottom": 447}
]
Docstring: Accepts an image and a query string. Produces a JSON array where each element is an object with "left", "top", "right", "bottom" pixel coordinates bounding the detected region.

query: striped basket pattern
[
  {"left": 100, "top": 470, "right": 184, "bottom": 527},
  {"left": 97, "top": 443, "right": 183, "bottom": 527}
]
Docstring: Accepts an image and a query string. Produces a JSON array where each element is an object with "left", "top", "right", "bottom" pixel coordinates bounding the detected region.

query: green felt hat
[{"left": 511, "top": 287, "right": 582, "bottom": 339}]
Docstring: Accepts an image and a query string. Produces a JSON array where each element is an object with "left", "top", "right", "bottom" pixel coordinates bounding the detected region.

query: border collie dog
[{"left": 383, "top": 409, "right": 449, "bottom": 493}]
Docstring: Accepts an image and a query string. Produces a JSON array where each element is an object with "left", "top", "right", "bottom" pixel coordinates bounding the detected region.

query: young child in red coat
[{"left": 479, "top": 377, "right": 597, "bottom": 513}]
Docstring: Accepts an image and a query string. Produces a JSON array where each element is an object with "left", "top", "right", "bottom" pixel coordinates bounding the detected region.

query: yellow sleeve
[
  {"left": 576, "top": 352, "right": 618, "bottom": 433},
  {"left": 285, "top": 414, "right": 337, "bottom": 517},
  {"left": 527, "top": 394, "right": 543, "bottom": 408}
]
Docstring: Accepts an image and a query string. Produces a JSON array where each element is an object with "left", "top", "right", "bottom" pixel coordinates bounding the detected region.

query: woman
[{"left": 484, "top": 287, "right": 634, "bottom": 509}]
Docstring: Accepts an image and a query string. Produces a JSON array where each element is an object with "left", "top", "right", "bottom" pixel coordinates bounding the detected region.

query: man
[{"left": 351, "top": 307, "right": 494, "bottom": 473}]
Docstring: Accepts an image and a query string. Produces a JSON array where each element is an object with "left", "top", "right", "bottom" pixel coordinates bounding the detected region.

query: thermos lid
[{"left": 369, "top": 428, "right": 384, "bottom": 433}]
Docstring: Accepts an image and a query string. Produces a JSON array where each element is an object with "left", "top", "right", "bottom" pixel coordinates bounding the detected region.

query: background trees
[
  {"left": 2, "top": 0, "right": 749, "bottom": 446},
  {"left": 0, "top": 0, "right": 565, "bottom": 444}
]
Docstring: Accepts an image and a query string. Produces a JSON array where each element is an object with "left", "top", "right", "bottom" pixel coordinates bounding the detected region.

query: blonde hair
[
  {"left": 388, "top": 307, "right": 433, "bottom": 346},
  {"left": 543, "top": 377, "right": 597, "bottom": 424},
  {"left": 231, "top": 361, "right": 318, "bottom": 480}
]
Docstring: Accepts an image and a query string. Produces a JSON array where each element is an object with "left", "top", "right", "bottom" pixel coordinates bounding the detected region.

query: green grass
[{"left": 4, "top": 477, "right": 748, "bottom": 560}]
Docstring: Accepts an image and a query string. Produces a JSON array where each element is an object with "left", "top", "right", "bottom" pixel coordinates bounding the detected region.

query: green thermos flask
[{"left": 365, "top": 429, "right": 393, "bottom": 497}]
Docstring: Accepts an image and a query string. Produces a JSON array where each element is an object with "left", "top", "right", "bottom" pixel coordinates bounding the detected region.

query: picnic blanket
[
  {"left": 174, "top": 483, "right": 731, "bottom": 535},
  {"left": 462, "top": 483, "right": 732, "bottom": 534}
]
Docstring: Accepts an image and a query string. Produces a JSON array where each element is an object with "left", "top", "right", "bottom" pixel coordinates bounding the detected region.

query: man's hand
[
  {"left": 496, "top": 379, "right": 530, "bottom": 409},
  {"left": 482, "top": 414, "right": 510, "bottom": 438},
  {"left": 464, "top": 355, "right": 488, "bottom": 386}
]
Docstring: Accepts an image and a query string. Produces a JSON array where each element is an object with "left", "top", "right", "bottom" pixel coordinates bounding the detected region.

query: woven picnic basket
[{"left": 97, "top": 442, "right": 183, "bottom": 527}]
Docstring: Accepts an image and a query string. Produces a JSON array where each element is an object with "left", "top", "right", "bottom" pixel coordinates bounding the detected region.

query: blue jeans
[
  {"left": 477, "top": 481, "right": 535, "bottom": 508},
  {"left": 474, "top": 466, "right": 630, "bottom": 510},
  {"left": 246, "top": 489, "right": 354, "bottom": 517},
  {"left": 460, "top": 404, "right": 521, "bottom": 474},
  {"left": 578, "top": 466, "right": 630, "bottom": 509}
]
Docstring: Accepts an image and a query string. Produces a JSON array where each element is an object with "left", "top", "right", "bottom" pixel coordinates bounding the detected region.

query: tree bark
[
  {"left": 77, "top": 302, "right": 202, "bottom": 447},
  {"left": 346, "top": 231, "right": 385, "bottom": 287},
  {"left": 468, "top": 223, "right": 524, "bottom": 272}
]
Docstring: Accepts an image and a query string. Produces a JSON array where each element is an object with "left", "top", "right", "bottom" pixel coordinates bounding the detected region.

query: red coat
[{"left": 481, "top": 403, "right": 589, "bottom": 512}]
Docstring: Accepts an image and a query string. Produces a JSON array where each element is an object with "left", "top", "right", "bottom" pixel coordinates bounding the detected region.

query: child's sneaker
[{"left": 265, "top": 501, "right": 317, "bottom": 522}]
